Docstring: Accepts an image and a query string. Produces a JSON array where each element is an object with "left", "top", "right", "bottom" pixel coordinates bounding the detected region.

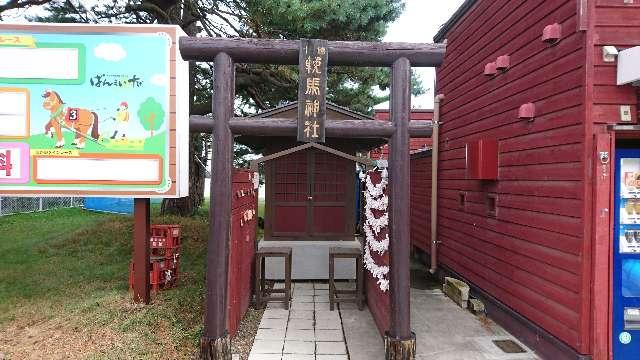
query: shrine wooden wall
[
  {"left": 370, "top": 110, "right": 433, "bottom": 160},
  {"left": 409, "top": 151, "right": 432, "bottom": 253},
  {"left": 433, "top": 0, "right": 590, "bottom": 356},
  {"left": 364, "top": 171, "right": 391, "bottom": 336}
]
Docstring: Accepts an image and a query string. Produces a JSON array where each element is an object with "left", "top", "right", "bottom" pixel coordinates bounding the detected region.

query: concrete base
[{"left": 259, "top": 239, "right": 361, "bottom": 280}]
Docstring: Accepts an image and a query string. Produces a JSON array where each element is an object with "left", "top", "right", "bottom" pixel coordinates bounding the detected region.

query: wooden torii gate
[{"left": 181, "top": 37, "right": 445, "bottom": 360}]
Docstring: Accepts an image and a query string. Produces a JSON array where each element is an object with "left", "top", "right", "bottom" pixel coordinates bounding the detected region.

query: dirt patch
[{"left": 0, "top": 318, "right": 121, "bottom": 360}]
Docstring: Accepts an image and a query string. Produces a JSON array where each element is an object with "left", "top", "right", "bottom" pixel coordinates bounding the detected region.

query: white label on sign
[
  {"left": 620, "top": 331, "right": 632, "bottom": 345},
  {"left": 0, "top": 47, "right": 79, "bottom": 80},
  {"left": 0, "top": 89, "right": 28, "bottom": 137}
]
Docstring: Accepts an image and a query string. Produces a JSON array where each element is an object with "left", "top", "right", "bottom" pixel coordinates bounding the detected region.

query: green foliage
[
  {"left": 0, "top": 207, "right": 210, "bottom": 358},
  {"left": 137, "top": 97, "right": 165, "bottom": 136}
]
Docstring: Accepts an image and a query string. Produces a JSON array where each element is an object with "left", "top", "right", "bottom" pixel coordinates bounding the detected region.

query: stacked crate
[
  {"left": 227, "top": 169, "right": 259, "bottom": 337},
  {"left": 129, "top": 224, "right": 181, "bottom": 293}
]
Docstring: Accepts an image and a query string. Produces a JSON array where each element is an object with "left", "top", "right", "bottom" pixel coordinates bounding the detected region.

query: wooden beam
[
  {"left": 179, "top": 37, "right": 445, "bottom": 67},
  {"left": 132, "top": 198, "right": 150, "bottom": 304},
  {"left": 202, "top": 52, "right": 234, "bottom": 359},
  {"left": 387, "top": 57, "right": 413, "bottom": 348},
  {"left": 189, "top": 116, "right": 433, "bottom": 138}
]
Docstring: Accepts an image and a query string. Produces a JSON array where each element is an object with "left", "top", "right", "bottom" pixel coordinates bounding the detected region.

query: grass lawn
[{"left": 0, "top": 206, "right": 211, "bottom": 359}]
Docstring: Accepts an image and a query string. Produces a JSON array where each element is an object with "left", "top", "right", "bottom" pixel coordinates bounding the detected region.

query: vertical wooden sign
[{"left": 298, "top": 38, "right": 328, "bottom": 143}]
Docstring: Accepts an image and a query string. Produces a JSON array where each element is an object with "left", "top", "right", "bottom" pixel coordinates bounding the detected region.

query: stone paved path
[
  {"left": 248, "top": 282, "right": 349, "bottom": 360},
  {"left": 249, "top": 282, "right": 539, "bottom": 360}
]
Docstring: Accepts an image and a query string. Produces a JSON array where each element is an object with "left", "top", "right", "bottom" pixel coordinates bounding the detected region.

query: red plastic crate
[
  {"left": 129, "top": 258, "right": 180, "bottom": 293},
  {"left": 150, "top": 225, "right": 181, "bottom": 249}
]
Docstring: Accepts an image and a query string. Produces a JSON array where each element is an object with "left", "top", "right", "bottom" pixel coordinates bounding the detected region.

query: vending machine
[{"left": 614, "top": 149, "right": 640, "bottom": 358}]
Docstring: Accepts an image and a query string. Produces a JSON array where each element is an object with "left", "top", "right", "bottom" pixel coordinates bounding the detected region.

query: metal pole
[
  {"left": 430, "top": 94, "right": 445, "bottom": 274},
  {"left": 386, "top": 57, "right": 416, "bottom": 360},
  {"left": 133, "top": 198, "right": 150, "bottom": 304},
  {"left": 201, "top": 51, "right": 234, "bottom": 360}
]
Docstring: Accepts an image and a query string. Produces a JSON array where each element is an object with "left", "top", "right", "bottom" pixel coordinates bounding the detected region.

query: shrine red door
[{"left": 267, "top": 148, "right": 354, "bottom": 240}]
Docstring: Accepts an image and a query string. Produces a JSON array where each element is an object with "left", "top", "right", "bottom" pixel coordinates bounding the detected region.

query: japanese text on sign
[{"left": 298, "top": 39, "right": 328, "bottom": 143}]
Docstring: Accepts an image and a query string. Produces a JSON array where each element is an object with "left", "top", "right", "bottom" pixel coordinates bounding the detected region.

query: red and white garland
[{"left": 360, "top": 168, "right": 390, "bottom": 292}]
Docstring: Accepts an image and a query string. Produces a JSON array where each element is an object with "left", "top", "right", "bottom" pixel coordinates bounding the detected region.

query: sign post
[{"left": 297, "top": 39, "right": 328, "bottom": 143}]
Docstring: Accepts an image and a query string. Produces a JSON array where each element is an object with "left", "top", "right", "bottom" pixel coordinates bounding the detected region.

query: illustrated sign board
[{"left": 0, "top": 23, "right": 189, "bottom": 198}]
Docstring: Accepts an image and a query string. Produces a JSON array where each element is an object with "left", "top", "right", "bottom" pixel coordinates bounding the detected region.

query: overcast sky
[{"left": 378, "top": 0, "right": 465, "bottom": 110}]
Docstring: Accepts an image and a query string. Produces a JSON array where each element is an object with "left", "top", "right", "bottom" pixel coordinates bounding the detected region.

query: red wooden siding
[
  {"left": 228, "top": 169, "right": 258, "bottom": 337},
  {"left": 370, "top": 110, "right": 433, "bottom": 159},
  {"left": 410, "top": 153, "right": 432, "bottom": 253},
  {"left": 435, "top": 0, "right": 590, "bottom": 354},
  {"left": 591, "top": 0, "right": 640, "bottom": 124}
]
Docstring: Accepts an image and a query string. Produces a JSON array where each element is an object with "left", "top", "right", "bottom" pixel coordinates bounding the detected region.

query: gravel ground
[{"left": 231, "top": 305, "right": 266, "bottom": 360}]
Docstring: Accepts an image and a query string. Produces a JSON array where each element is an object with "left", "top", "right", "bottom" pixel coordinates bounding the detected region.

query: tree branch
[{"left": 0, "top": 0, "right": 53, "bottom": 13}]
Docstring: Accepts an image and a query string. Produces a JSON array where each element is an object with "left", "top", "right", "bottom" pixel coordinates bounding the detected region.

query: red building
[
  {"left": 411, "top": 1, "right": 640, "bottom": 359},
  {"left": 369, "top": 109, "right": 433, "bottom": 159}
]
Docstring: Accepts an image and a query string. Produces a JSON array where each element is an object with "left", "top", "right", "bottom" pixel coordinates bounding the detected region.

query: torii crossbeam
[{"left": 181, "top": 37, "right": 445, "bottom": 360}]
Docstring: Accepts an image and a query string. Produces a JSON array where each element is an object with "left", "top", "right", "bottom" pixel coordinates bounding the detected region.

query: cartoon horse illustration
[{"left": 42, "top": 90, "right": 99, "bottom": 148}]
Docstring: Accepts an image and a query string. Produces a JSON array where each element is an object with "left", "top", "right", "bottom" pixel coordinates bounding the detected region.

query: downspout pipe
[{"left": 430, "top": 94, "right": 445, "bottom": 274}]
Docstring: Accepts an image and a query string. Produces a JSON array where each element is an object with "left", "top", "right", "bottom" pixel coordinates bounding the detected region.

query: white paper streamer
[{"left": 361, "top": 169, "right": 390, "bottom": 292}]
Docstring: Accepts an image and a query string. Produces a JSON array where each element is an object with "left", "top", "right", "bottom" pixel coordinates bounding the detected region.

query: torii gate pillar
[{"left": 385, "top": 57, "right": 417, "bottom": 359}]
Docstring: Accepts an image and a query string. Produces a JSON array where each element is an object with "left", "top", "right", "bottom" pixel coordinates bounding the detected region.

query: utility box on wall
[{"left": 466, "top": 139, "right": 498, "bottom": 180}]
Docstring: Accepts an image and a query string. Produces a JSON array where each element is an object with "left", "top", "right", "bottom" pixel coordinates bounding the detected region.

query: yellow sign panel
[
  {"left": 0, "top": 35, "right": 36, "bottom": 47},
  {"left": 31, "top": 149, "right": 80, "bottom": 157}
]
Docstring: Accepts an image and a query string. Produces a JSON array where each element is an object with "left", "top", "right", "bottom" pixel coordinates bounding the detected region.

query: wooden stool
[
  {"left": 255, "top": 246, "right": 292, "bottom": 309},
  {"left": 329, "top": 247, "right": 364, "bottom": 311}
]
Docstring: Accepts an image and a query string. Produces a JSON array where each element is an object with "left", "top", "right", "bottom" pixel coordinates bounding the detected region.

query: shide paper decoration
[{"left": 360, "top": 168, "right": 390, "bottom": 292}]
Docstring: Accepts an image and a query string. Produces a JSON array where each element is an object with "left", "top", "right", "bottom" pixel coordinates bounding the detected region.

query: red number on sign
[{"left": 0, "top": 150, "right": 12, "bottom": 177}]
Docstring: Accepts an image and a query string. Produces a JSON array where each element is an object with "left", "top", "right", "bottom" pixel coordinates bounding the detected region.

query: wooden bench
[
  {"left": 329, "top": 247, "right": 364, "bottom": 311},
  {"left": 255, "top": 246, "right": 292, "bottom": 309}
]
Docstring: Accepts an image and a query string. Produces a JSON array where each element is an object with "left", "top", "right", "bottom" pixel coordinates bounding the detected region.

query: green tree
[
  {"left": 137, "top": 97, "right": 165, "bottom": 137},
  {"left": 1, "top": 0, "right": 424, "bottom": 216}
]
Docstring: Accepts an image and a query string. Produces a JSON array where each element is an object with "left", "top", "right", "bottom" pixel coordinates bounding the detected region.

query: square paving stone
[
  {"left": 267, "top": 302, "right": 289, "bottom": 310},
  {"left": 316, "top": 341, "right": 347, "bottom": 355},
  {"left": 285, "top": 329, "right": 315, "bottom": 341},
  {"left": 251, "top": 339, "right": 284, "bottom": 354},
  {"left": 263, "top": 309, "right": 290, "bottom": 319},
  {"left": 289, "top": 310, "right": 314, "bottom": 320},
  {"left": 259, "top": 317, "right": 288, "bottom": 330},
  {"left": 315, "top": 329, "right": 344, "bottom": 342},
  {"left": 291, "top": 302, "right": 314, "bottom": 310},
  {"left": 315, "top": 310, "right": 341, "bottom": 322},
  {"left": 292, "top": 295, "right": 315, "bottom": 303},
  {"left": 314, "top": 283, "right": 329, "bottom": 290},
  {"left": 295, "top": 289, "right": 315, "bottom": 296},
  {"left": 314, "top": 295, "right": 329, "bottom": 303},
  {"left": 283, "top": 340, "right": 315, "bottom": 354},
  {"left": 315, "top": 317, "right": 342, "bottom": 330},
  {"left": 316, "top": 356, "right": 349, "bottom": 360},
  {"left": 282, "top": 354, "right": 314, "bottom": 360},
  {"left": 248, "top": 352, "right": 281, "bottom": 360},
  {"left": 255, "top": 328, "right": 286, "bottom": 341},
  {"left": 288, "top": 319, "right": 314, "bottom": 330},
  {"left": 315, "top": 302, "right": 331, "bottom": 311},
  {"left": 295, "top": 283, "right": 315, "bottom": 290}
]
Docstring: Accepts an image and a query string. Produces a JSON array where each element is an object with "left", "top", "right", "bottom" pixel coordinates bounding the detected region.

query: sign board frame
[{"left": 0, "top": 23, "right": 189, "bottom": 198}]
